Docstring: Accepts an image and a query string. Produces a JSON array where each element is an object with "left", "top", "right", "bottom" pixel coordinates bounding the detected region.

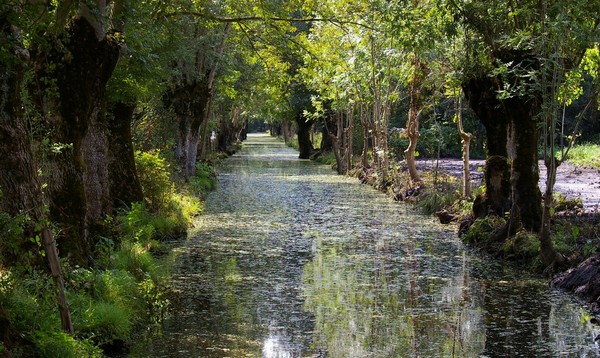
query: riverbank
[
  {"left": 132, "top": 134, "right": 599, "bottom": 356},
  {"left": 307, "top": 143, "right": 600, "bottom": 320}
]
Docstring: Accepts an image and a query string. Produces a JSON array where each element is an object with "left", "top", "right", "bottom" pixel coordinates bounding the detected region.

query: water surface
[{"left": 132, "top": 133, "right": 599, "bottom": 357}]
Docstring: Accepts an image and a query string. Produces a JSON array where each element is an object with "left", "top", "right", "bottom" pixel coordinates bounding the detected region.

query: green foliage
[
  {"left": 78, "top": 300, "right": 133, "bottom": 345},
  {"left": 0, "top": 212, "right": 28, "bottom": 263},
  {"left": 113, "top": 242, "right": 159, "bottom": 281},
  {"left": 566, "top": 144, "right": 600, "bottom": 169},
  {"left": 314, "top": 151, "right": 337, "bottom": 166},
  {"left": 416, "top": 189, "right": 461, "bottom": 215},
  {"left": 501, "top": 230, "right": 540, "bottom": 260},
  {"left": 132, "top": 150, "right": 202, "bottom": 241},
  {"left": 32, "top": 331, "right": 102, "bottom": 358},
  {"left": 135, "top": 150, "right": 173, "bottom": 212},
  {"left": 189, "top": 162, "right": 217, "bottom": 195},
  {"left": 462, "top": 216, "right": 506, "bottom": 245}
]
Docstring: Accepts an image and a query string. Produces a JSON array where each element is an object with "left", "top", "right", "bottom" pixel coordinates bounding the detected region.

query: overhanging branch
[{"left": 166, "top": 11, "right": 378, "bottom": 30}]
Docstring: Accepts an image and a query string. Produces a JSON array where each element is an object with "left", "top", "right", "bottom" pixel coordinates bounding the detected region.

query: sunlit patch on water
[{"left": 130, "top": 134, "right": 600, "bottom": 357}]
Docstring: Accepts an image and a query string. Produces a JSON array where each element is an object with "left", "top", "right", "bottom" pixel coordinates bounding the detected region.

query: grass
[
  {"left": 566, "top": 143, "right": 600, "bottom": 169},
  {"left": 0, "top": 153, "right": 217, "bottom": 357}
]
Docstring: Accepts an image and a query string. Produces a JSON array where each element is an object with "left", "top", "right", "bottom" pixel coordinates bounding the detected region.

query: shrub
[
  {"left": 501, "top": 230, "right": 540, "bottom": 260},
  {"left": 416, "top": 189, "right": 460, "bottom": 215},
  {"left": 135, "top": 150, "right": 173, "bottom": 212},
  {"left": 114, "top": 242, "right": 154, "bottom": 278},
  {"left": 84, "top": 301, "right": 133, "bottom": 344},
  {"left": 189, "top": 162, "right": 217, "bottom": 195},
  {"left": 33, "top": 331, "right": 102, "bottom": 358}
]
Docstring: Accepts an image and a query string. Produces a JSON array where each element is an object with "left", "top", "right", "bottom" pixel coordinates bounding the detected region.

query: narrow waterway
[{"left": 132, "top": 133, "right": 598, "bottom": 357}]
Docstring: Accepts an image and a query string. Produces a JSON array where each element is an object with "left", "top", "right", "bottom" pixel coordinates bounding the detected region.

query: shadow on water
[{"left": 130, "top": 133, "right": 599, "bottom": 357}]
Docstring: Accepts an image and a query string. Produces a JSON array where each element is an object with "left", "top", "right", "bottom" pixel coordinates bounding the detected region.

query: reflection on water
[{"left": 131, "top": 134, "right": 599, "bottom": 357}]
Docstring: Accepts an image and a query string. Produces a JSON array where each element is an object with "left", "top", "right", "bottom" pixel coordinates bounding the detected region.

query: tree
[
  {"left": 451, "top": 0, "right": 600, "bottom": 238},
  {"left": 1, "top": 4, "right": 72, "bottom": 334}
]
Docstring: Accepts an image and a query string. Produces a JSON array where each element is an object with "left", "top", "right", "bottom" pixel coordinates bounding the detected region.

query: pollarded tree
[
  {"left": 0, "top": 3, "right": 73, "bottom": 333},
  {"left": 160, "top": 0, "right": 231, "bottom": 178},
  {"left": 450, "top": 0, "right": 600, "bottom": 236},
  {"left": 388, "top": 0, "right": 452, "bottom": 185},
  {"left": 20, "top": 0, "right": 141, "bottom": 263}
]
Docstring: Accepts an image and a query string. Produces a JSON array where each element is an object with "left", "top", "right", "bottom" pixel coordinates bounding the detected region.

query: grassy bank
[{"left": 0, "top": 152, "right": 218, "bottom": 357}]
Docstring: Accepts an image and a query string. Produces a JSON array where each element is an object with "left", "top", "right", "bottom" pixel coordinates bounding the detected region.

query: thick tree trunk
[
  {"left": 108, "top": 102, "right": 144, "bottom": 207},
  {"left": 0, "top": 18, "right": 73, "bottom": 334},
  {"left": 464, "top": 76, "right": 511, "bottom": 218},
  {"left": 464, "top": 75, "right": 542, "bottom": 231},
  {"left": 40, "top": 18, "right": 121, "bottom": 263},
  {"left": 296, "top": 115, "right": 314, "bottom": 159},
  {"left": 507, "top": 102, "right": 542, "bottom": 231}
]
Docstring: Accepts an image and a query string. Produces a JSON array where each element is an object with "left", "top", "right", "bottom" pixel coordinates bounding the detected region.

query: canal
[{"left": 132, "top": 133, "right": 598, "bottom": 357}]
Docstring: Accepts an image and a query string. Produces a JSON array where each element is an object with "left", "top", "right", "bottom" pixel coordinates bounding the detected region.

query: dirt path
[{"left": 415, "top": 159, "right": 600, "bottom": 212}]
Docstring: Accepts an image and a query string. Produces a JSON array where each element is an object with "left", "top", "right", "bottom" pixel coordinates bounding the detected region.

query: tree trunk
[
  {"left": 36, "top": 17, "right": 121, "bottom": 264},
  {"left": 463, "top": 76, "right": 511, "bottom": 218},
  {"left": 198, "top": 114, "right": 210, "bottom": 160},
  {"left": 164, "top": 81, "right": 210, "bottom": 178},
  {"left": 455, "top": 94, "right": 472, "bottom": 198},
  {"left": 0, "top": 18, "right": 73, "bottom": 334},
  {"left": 464, "top": 75, "right": 542, "bottom": 231},
  {"left": 405, "top": 59, "right": 424, "bottom": 183},
  {"left": 539, "top": 160, "right": 565, "bottom": 268},
  {"left": 506, "top": 98, "right": 542, "bottom": 231},
  {"left": 320, "top": 105, "right": 335, "bottom": 152},
  {"left": 108, "top": 102, "right": 144, "bottom": 208},
  {"left": 361, "top": 104, "right": 370, "bottom": 169},
  {"left": 296, "top": 115, "right": 314, "bottom": 159}
]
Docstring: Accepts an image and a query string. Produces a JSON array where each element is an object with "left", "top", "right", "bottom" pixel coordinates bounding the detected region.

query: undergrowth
[
  {"left": 0, "top": 151, "right": 216, "bottom": 357},
  {"left": 566, "top": 143, "right": 600, "bottom": 169}
]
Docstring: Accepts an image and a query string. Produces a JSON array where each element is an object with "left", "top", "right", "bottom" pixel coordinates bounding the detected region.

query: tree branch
[{"left": 165, "top": 11, "right": 377, "bottom": 30}]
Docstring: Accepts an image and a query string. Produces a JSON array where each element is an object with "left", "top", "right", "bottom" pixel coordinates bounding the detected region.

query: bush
[
  {"left": 135, "top": 150, "right": 173, "bottom": 212},
  {"left": 501, "top": 230, "right": 540, "bottom": 260},
  {"left": 79, "top": 301, "right": 133, "bottom": 345},
  {"left": 113, "top": 241, "right": 159, "bottom": 281},
  {"left": 33, "top": 331, "right": 102, "bottom": 358},
  {"left": 416, "top": 189, "right": 461, "bottom": 215},
  {"left": 189, "top": 162, "right": 216, "bottom": 195}
]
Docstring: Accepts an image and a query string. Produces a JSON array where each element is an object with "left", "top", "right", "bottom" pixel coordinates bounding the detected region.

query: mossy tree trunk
[
  {"left": 108, "top": 102, "right": 144, "bottom": 208},
  {"left": 0, "top": 16, "right": 73, "bottom": 334},
  {"left": 506, "top": 99, "right": 542, "bottom": 231},
  {"left": 36, "top": 18, "right": 121, "bottom": 264},
  {"left": 464, "top": 73, "right": 542, "bottom": 232},
  {"left": 296, "top": 114, "right": 314, "bottom": 159},
  {"left": 463, "top": 76, "right": 511, "bottom": 219}
]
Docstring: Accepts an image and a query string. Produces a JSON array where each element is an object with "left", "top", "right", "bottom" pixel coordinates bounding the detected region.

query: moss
[
  {"left": 415, "top": 189, "right": 461, "bottom": 215},
  {"left": 462, "top": 216, "right": 506, "bottom": 246},
  {"left": 501, "top": 230, "right": 540, "bottom": 260}
]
